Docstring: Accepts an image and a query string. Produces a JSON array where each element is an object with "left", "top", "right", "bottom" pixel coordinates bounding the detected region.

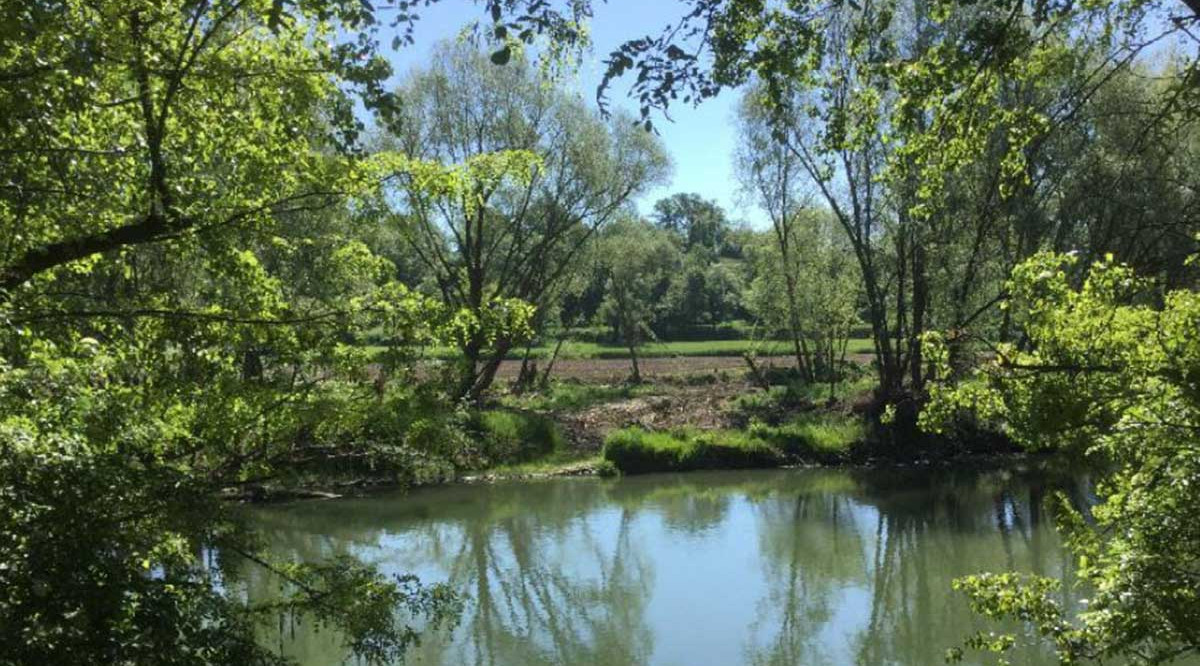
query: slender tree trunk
[
  {"left": 743, "top": 352, "right": 770, "bottom": 390},
  {"left": 783, "top": 271, "right": 812, "bottom": 382},
  {"left": 539, "top": 335, "right": 567, "bottom": 388},
  {"left": 628, "top": 343, "right": 641, "bottom": 383},
  {"left": 775, "top": 217, "right": 813, "bottom": 383},
  {"left": 862, "top": 266, "right": 901, "bottom": 397},
  {"left": 827, "top": 331, "right": 836, "bottom": 402},
  {"left": 514, "top": 340, "right": 536, "bottom": 393},
  {"left": 457, "top": 336, "right": 483, "bottom": 400},
  {"left": 909, "top": 242, "right": 929, "bottom": 392}
]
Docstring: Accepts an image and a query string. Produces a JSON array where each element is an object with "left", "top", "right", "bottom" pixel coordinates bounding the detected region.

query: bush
[
  {"left": 603, "top": 427, "right": 781, "bottom": 474},
  {"left": 472, "top": 410, "right": 565, "bottom": 464}
]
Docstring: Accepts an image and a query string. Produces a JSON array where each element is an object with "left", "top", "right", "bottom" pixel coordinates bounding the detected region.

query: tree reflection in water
[{"left": 238, "top": 464, "right": 1089, "bottom": 666}]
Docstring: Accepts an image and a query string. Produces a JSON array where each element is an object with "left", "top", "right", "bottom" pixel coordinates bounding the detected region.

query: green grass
[
  {"left": 369, "top": 338, "right": 877, "bottom": 361},
  {"left": 603, "top": 413, "right": 864, "bottom": 474},
  {"left": 476, "top": 450, "right": 604, "bottom": 478},
  {"left": 471, "top": 410, "right": 565, "bottom": 464},
  {"left": 747, "top": 413, "right": 864, "bottom": 459},
  {"left": 603, "top": 427, "right": 782, "bottom": 474}
]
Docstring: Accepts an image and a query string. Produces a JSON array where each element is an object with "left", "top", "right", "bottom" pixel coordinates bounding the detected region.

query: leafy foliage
[
  {"left": 0, "top": 2, "right": 584, "bottom": 664},
  {"left": 596, "top": 217, "right": 681, "bottom": 381},
  {"left": 382, "top": 41, "right": 668, "bottom": 399},
  {"left": 924, "top": 252, "right": 1200, "bottom": 664}
]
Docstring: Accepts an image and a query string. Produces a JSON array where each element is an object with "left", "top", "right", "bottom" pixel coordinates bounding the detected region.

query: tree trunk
[
  {"left": 456, "top": 336, "right": 484, "bottom": 400},
  {"left": 539, "top": 335, "right": 567, "bottom": 388},
  {"left": 743, "top": 352, "right": 770, "bottom": 390},
  {"left": 465, "top": 339, "right": 512, "bottom": 403},
  {"left": 628, "top": 343, "right": 641, "bottom": 383},
  {"left": 513, "top": 340, "right": 536, "bottom": 393},
  {"left": 783, "top": 273, "right": 812, "bottom": 382},
  {"left": 909, "top": 242, "right": 929, "bottom": 392},
  {"left": 861, "top": 265, "right": 903, "bottom": 398}
]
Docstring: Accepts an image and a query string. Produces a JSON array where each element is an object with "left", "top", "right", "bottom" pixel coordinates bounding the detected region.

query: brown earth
[
  {"left": 496, "top": 354, "right": 875, "bottom": 449},
  {"left": 552, "top": 380, "right": 752, "bottom": 450},
  {"left": 494, "top": 354, "right": 872, "bottom": 382}
]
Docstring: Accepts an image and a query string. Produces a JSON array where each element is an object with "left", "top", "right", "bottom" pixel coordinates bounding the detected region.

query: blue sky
[{"left": 379, "top": 0, "right": 763, "bottom": 227}]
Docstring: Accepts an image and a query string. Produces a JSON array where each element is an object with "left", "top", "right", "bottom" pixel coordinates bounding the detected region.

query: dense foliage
[
  {"left": 923, "top": 252, "right": 1200, "bottom": 664},
  {"left": 0, "top": 1, "right": 580, "bottom": 664},
  {"left": 380, "top": 41, "right": 669, "bottom": 399},
  {"left": 5, "top": 0, "right": 1200, "bottom": 664}
]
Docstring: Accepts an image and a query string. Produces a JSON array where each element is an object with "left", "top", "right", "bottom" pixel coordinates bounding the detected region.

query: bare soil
[
  {"left": 496, "top": 354, "right": 871, "bottom": 382},
  {"left": 553, "top": 380, "right": 751, "bottom": 450}
]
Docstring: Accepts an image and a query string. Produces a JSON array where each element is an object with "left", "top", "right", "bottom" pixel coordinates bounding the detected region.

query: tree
[
  {"left": 734, "top": 103, "right": 820, "bottom": 384},
  {"left": 382, "top": 41, "right": 669, "bottom": 400},
  {"left": 0, "top": 1, "right": 587, "bottom": 663},
  {"left": 597, "top": 217, "right": 680, "bottom": 382},
  {"left": 923, "top": 252, "right": 1200, "bottom": 664},
  {"left": 731, "top": 3, "right": 935, "bottom": 404},
  {"left": 652, "top": 192, "right": 737, "bottom": 257},
  {"left": 742, "top": 209, "right": 862, "bottom": 395}
]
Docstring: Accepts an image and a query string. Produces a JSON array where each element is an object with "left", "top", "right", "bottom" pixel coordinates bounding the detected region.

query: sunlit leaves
[{"left": 924, "top": 252, "right": 1200, "bottom": 663}]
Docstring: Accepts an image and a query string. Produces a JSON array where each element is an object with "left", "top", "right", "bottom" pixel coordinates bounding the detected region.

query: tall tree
[
  {"left": 741, "top": 208, "right": 862, "bottom": 392},
  {"left": 597, "top": 217, "right": 680, "bottom": 382},
  {"left": 0, "top": 2, "right": 594, "bottom": 663},
  {"left": 383, "top": 42, "right": 669, "bottom": 400},
  {"left": 652, "top": 192, "right": 736, "bottom": 257},
  {"left": 733, "top": 2, "right": 930, "bottom": 403}
]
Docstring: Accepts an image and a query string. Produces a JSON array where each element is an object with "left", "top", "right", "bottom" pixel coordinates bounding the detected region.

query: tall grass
[
  {"left": 747, "top": 414, "right": 864, "bottom": 459},
  {"left": 603, "top": 413, "right": 864, "bottom": 474},
  {"left": 603, "top": 428, "right": 781, "bottom": 474},
  {"left": 472, "top": 410, "right": 565, "bottom": 464}
]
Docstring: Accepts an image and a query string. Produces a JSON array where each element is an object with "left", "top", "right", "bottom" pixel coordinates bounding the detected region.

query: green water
[{"left": 241, "top": 465, "right": 1094, "bottom": 666}]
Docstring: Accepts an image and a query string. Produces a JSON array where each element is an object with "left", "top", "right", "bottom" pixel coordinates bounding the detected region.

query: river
[{"left": 240, "top": 464, "right": 1092, "bottom": 666}]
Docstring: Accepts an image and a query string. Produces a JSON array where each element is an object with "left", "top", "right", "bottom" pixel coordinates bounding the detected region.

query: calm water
[{"left": 240, "top": 465, "right": 1094, "bottom": 666}]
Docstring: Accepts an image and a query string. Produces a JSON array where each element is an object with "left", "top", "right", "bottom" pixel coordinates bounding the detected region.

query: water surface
[{"left": 242, "top": 465, "right": 1090, "bottom": 666}]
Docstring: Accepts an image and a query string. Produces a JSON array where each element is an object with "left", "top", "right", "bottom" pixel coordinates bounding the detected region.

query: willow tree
[{"left": 382, "top": 42, "right": 669, "bottom": 400}]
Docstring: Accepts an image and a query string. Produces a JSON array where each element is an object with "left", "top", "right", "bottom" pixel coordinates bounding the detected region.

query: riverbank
[
  {"left": 230, "top": 367, "right": 1019, "bottom": 501},
  {"left": 451, "top": 370, "right": 1003, "bottom": 480}
]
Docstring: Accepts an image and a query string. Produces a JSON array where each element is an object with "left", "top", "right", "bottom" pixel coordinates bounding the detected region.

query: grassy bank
[
  {"left": 604, "top": 428, "right": 781, "bottom": 474},
  {"left": 603, "top": 413, "right": 863, "bottom": 475}
]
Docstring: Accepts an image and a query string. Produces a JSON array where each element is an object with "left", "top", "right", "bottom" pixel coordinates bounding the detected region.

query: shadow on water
[{"left": 236, "top": 462, "right": 1096, "bottom": 666}]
